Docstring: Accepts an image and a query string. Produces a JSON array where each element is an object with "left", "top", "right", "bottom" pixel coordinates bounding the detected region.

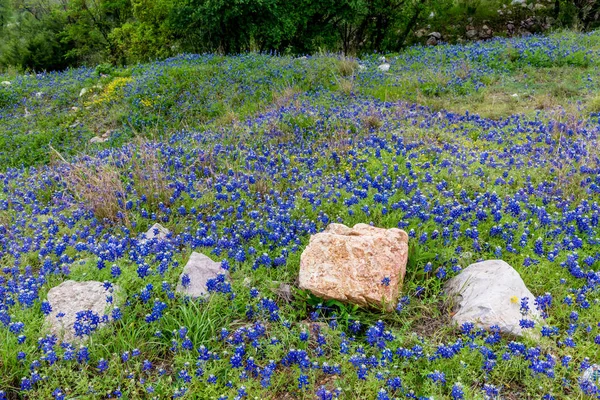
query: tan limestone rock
[{"left": 299, "top": 223, "right": 408, "bottom": 311}]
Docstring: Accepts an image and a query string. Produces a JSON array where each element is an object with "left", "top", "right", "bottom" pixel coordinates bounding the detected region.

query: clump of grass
[
  {"left": 337, "top": 58, "right": 358, "bottom": 77},
  {"left": 338, "top": 77, "right": 354, "bottom": 95},
  {"left": 362, "top": 114, "right": 383, "bottom": 130},
  {"left": 272, "top": 86, "right": 301, "bottom": 109},
  {"left": 588, "top": 94, "right": 600, "bottom": 113},
  {"left": 62, "top": 159, "right": 130, "bottom": 225}
]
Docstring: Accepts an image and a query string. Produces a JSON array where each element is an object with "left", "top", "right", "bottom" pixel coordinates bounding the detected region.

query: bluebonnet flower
[
  {"left": 427, "top": 370, "right": 446, "bottom": 385},
  {"left": 451, "top": 383, "right": 464, "bottom": 399}
]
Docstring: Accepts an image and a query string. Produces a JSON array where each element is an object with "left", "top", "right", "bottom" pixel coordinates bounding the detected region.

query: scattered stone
[
  {"left": 378, "top": 56, "right": 390, "bottom": 72},
  {"left": 466, "top": 29, "right": 478, "bottom": 39},
  {"left": 479, "top": 25, "right": 493, "bottom": 39},
  {"left": 79, "top": 88, "right": 88, "bottom": 97},
  {"left": 1, "top": 81, "right": 11, "bottom": 86},
  {"left": 444, "top": 260, "right": 540, "bottom": 337},
  {"left": 299, "top": 223, "right": 408, "bottom": 311},
  {"left": 414, "top": 28, "right": 428, "bottom": 38},
  {"left": 142, "top": 223, "right": 170, "bottom": 242},
  {"left": 45, "top": 280, "right": 122, "bottom": 342},
  {"left": 427, "top": 32, "right": 441, "bottom": 46},
  {"left": 176, "top": 252, "right": 229, "bottom": 298},
  {"left": 89, "top": 136, "right": 109, "bottom": 144}
]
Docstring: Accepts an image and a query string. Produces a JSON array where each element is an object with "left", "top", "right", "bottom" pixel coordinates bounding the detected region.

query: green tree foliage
[{"left": 1, "top": 0, "right": 599, "bottom": 71}]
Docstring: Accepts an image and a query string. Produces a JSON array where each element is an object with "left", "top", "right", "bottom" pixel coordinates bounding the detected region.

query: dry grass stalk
[
  {"left": 130, "top": 139, "right": 173, "bottom": 210},
  {"left": 337, "top": 58, "right": 358, "bottom": 77},
  {"left": 63, "top": 160, "right": 130, "bottom": 225},
  {"left": 272, "top": 86, "right": 301, "bottom": 109}
]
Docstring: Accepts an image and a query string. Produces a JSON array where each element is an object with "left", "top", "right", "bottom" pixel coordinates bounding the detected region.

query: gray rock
[
  {"left": 444, "top": 260, "right": 540, "bottom": 337},
  {"left": 176, "top": 252, "right": 228, "bottom": 298},
  {"left": 429, "top": 31, "right": 442, "bottom": 39},
  {"left": 466, "top": 29, "right": 478, "bottom": 39},
  {"left": 143, "top": 223, "right": 170, "bottom": 242},
  {"left": 45, "top": 280, "right": 122, "bottom": 342}
]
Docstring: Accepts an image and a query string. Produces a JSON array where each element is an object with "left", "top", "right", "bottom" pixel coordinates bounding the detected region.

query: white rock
[
  {"left": 79, "top": 88, "right": 88, "bottom": 97},
  {"left": 378, "top": 57, "right": 391, "bottom": 72},
  {"left": 45, "top": 280, "right": 122, "bottom": 342},
  {"left": 176, "top": 252, "right": 229, "bottom": 298},
  {"left": 1, "top": 81, "right": 11, "bottom": 86},
  {"left": 143, "top": 223, "right": 170, "bottom": 242},
  {"left": 444, "top": 260, "right": 540, "bottom": 337}
]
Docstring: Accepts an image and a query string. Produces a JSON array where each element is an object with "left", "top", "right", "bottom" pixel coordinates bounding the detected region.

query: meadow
[{"left": 0, "top": 30, "right": 600, "bottom": 399}]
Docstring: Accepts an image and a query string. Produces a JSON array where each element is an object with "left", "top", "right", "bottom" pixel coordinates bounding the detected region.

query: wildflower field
[{"left": 1, "top": 31, "right": 600, "bottom": 399}]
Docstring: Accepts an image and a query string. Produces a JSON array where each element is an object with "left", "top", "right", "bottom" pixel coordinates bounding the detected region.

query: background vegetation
[{"left": 1, "top": 0, "right": 600, "bottom": 71}]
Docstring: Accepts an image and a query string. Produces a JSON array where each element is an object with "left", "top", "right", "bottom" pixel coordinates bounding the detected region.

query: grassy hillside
[{"left": 1, "top": 31, "right": 600, "bottom": 399}]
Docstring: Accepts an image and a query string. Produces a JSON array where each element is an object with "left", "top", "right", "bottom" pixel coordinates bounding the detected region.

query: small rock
[
  {"left": 299, "top": 223, "right": 408, "bottom": 311},
  {"left": 71, "top": 106, "right": 79, "bottom": 112},
  {"left": 414, "top": 28, "right": 428, "bottom": 38},
  {"left": 102, "top": 129, "right": 112, "bottom": 139},
  {"left": 79, "top": 88, "right": 88, "bottom": 97},
  {"left": 89, "top": 136, "right": 109, "bottom": 144},
  {"left": 479, "top": 25, "right": 493, "bottom": 39},
  {"left": 444, "top": 260, "right": 540, "bottom": 337},
  {"left": 1, "top": 81, "right": 11, "bottom": 86},
  {"left": 176, "top": 252, "right": 229, "bottom": 298},
  {"left": 378, "top": 63, "right": 390, "bottom": 72},
  {"left": 466, "top": 29, "right": 478, "bottom": 39},
  {"left": 427, "top": 32, "right": 441, "bottom": 46},
  {"left": 45, "top": 280, "right": 123, "bottom": 342},
  {"left": 143, "top": 223, "right": 170, "bottom": 242}
]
